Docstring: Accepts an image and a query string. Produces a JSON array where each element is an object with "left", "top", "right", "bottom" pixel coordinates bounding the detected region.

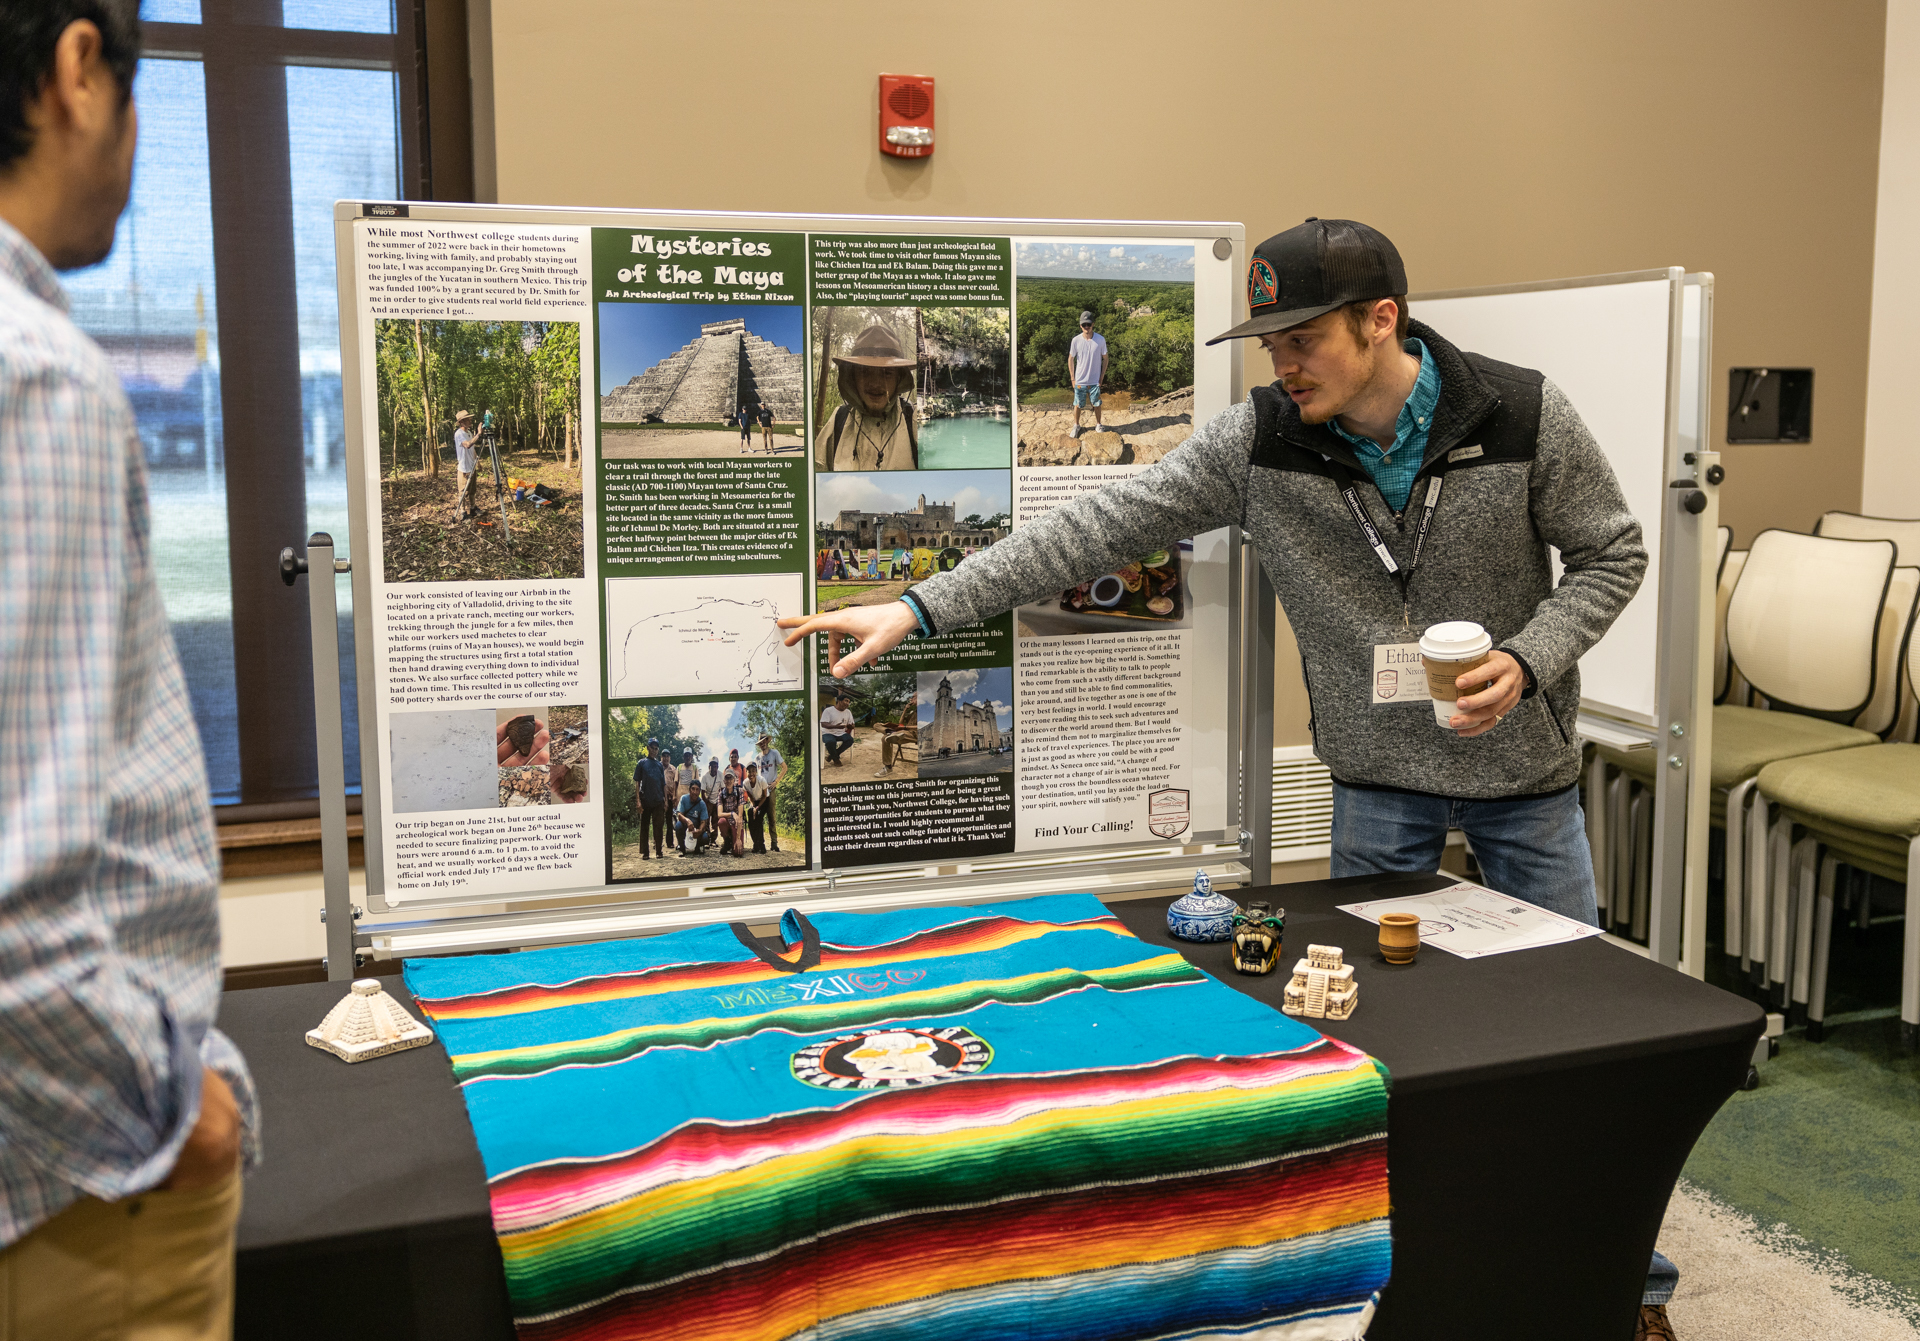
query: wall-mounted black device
[{"left": 1727, "top": 367, "right": 1812, "bottom": 443}]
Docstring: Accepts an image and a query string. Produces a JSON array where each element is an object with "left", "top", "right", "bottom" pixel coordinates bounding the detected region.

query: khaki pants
[
  {"left": 455, "top": 469, "right": 477, "bottom": 517},
  {"left": 0, "top": 1169, "right": 242, "bottom": 1341}
]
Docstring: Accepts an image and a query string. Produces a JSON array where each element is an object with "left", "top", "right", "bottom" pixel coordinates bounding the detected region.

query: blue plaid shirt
[
  {"left": 1328, "top": 337, "right": 1441, "bottom": 513},
  {"left": 0, "top": 219, "right": 258, "bottom": 1245}
]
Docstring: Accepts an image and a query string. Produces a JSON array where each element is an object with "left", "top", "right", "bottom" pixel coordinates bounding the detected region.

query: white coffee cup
[{"left": 1418, "top": 620, "right": 1494, "bottom": 728}]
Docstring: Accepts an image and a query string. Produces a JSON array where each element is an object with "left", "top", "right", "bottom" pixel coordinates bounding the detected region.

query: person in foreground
[
  {"left": 781, "top": 218, "right": 1678, "bottom": 1339},
  {"left": 0, "top": 3, "right": 261, "bottom": 1336}
]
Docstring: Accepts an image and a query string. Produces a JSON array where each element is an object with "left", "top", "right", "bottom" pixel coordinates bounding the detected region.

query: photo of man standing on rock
[
  {"left": 1069, "top": 311, "right": 1106, "bottom": 439},
  {"left": 1012, "top": 240, "right": 1196, "bottom": 468}
]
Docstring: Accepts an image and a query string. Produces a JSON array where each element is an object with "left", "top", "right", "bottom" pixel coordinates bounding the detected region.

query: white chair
[
  {"left": 1764, "top": 627, "right": 1920, "bottom": 1049},
  {"left": 1815, "top": 510, "right": 1920, "bottom": 563},
  {"left": 1725, "top": 531, "right": 1896, "bottom": 1000},
  {"left": 1715, "top": 546, "right": 1749, "bottom": 705}
]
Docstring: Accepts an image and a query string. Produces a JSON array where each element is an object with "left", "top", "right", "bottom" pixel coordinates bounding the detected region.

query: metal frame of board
[
  {"left": 294, "top": 204, "right": 1266, "bottom": 975},
  {"left": 1409, "top": 268, "right": 1719, "bottom": 976}
]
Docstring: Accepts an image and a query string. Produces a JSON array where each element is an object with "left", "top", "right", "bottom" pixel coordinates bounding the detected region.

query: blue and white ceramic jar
[{"left": 1167, "top": 870, "right": 1239, "bottom": 942}]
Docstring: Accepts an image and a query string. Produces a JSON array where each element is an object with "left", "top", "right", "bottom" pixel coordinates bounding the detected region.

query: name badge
[{"left": 1371, "top": 642, "right": 1430, "bottom": 705}]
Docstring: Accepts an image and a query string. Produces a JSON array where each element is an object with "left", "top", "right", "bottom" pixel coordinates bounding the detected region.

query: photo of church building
[{"left": 915, "top": 668, "right": 1013, "bottom": 780}]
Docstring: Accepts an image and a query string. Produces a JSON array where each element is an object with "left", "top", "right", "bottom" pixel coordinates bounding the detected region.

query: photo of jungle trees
[{"left": 375, "top": 318, "right": 585, "bottom": 582}]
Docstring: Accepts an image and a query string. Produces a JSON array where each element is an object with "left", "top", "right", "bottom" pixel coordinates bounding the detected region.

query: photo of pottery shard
[
  {"left": 1231, "top": 901, "right": 1285, "bottom": 976},
  {"left": 545, "top": 705, "right": 589, "bottom": 794},
  {"left": 504, "top": 713, "right": 540, "bottom": 758},
  {"left": 496, "top": 705, "right": 591, "bottom": 806}
]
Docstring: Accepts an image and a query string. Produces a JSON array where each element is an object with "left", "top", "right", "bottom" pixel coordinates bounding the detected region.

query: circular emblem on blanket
[
  {"left": 791, "top": 1026, "right": 992, "bottom": 1090},
  {"left": 1248, "top": 256, "right": 1278, "bottom": 309}
]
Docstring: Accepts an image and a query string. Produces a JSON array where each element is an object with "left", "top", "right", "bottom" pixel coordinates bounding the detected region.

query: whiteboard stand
[
  {"left": 301, "top": 204, "right": 1272, "bottom": 962},
  {"left": 1246, "top": 548, "right": 1277, "bottom": 888},
  {"left": 279, "top": 533, "right": 359, "bottom": 982},
  {"left": 1412, "top": 269, "right": 1717, "bottom": 976}
]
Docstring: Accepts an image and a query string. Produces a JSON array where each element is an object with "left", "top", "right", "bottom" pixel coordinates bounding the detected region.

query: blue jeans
[
  {"left": 822, "top": 732, "right": 854, "bottom": 764},
  {"left": 1329, "top": 780, "right": 1599, "bottom": 927}
]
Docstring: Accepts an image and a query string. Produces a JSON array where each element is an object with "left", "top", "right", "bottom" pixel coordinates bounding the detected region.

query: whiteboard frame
[
  {"left": 1409, "top": 268, "right": 1719, "bottom": 974},
  {"left": 327, "top": 202, "right": 1259, "bottom": 954}
]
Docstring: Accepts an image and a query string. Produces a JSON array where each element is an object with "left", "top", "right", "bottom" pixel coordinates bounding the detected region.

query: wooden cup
[{"left": 1378, "top": 912, "right": 1422, "bottom": 964}]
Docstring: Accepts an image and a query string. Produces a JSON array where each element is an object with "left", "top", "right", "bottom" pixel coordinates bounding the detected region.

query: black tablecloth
[
  {"left": 222, "top": 872, "right": 1761, "bottom": 1341},
  {"left": 219, "top": 978, "right": 513, "bottom": 1341},
  {"left": 1107, "top": 874, "right": 1764, "bottom": 1340}
]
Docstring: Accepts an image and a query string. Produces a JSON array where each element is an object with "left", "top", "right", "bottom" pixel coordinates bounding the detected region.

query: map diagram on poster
[{"left": 605, "top": 574, "right": 804, "bottom": 700}]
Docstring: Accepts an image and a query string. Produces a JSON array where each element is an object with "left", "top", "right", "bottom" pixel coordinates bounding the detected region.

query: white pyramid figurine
[
  {"left": 305, "top": 978, "right": 435, "bottom": 1063},
  {"left": 1282, "top": 943, "right": 1358, "bottom": 1021}
]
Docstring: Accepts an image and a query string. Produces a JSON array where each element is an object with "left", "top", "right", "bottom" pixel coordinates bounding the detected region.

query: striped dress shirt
[{"left": 0, "top": 218, "right": 258, "bottom": 1247}]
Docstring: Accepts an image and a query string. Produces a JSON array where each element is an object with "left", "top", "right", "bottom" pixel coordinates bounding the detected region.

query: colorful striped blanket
[{"left": 404, "top": 894, "right": 1391, "bottom": 1340}]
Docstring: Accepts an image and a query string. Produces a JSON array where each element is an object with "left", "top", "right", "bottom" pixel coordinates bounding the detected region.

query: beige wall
[
  {"left": 1865, "top": 0, "right": 1920, "bottom": 518},
  {"left": 489, "top": 0, "right": 1887, "bottom": 542}
]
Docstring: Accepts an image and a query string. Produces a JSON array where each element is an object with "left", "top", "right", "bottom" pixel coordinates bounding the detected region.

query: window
[{"left": 61, "top": 1, "right": 471, "bottom": 813}]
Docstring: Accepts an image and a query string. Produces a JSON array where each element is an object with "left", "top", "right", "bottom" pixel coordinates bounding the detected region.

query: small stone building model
[
  {"left": 1281, "top": 944, "right": 1358, "bottom": 1021},
  {"left": 305, "top": 979, "right": 436, "bottom": 1063}
]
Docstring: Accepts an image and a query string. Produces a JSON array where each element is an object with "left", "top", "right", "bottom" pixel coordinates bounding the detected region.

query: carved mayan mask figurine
[{"left": 1230, "top": 901, "right": 1285, "bottom": 976}]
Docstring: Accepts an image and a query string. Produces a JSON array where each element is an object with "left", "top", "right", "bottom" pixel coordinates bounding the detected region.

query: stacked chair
[
  {"left": 1721, "top": 530, "right": 1910, "bottom": 1006},
  {"left": 1753, "top": 515, "right": 1920, "bottom": 1048},
  {"left": 1587, "top": 529, "right": 1902, "bottom": 980}
]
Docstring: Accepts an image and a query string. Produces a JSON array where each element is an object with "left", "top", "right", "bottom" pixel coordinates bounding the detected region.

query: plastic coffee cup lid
[{"left": 1419, "top": 621, "right": 1491, "bottom": 659}]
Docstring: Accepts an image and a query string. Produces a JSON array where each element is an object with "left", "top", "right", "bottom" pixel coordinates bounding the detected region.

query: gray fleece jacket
[{"left": 909, "top": 319, "right": 1648, "bottom": 799}]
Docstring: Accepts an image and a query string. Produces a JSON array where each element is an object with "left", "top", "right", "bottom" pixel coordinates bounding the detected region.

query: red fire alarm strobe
[{"left": 879, "top": 74, "right": 934, "bottom": 158}]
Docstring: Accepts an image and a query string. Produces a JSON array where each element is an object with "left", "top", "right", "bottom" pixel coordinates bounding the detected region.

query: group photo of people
[{"left": 604, "top": 698, "right": 809, "bottom": 879}]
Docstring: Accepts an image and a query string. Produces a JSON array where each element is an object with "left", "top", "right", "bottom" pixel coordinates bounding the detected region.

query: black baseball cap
[{"left": 1207, "top": 218, "right": 1408, "bottom": 345}]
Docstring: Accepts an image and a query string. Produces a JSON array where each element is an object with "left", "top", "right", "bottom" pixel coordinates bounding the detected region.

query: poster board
[{"left": 334, "top": 205, "right": 1247, "bottom": 913}]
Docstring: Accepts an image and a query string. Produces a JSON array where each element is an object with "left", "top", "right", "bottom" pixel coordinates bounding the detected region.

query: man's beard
[{"left": 1288, "top": 342, "right": 1377, "bottom": 427}]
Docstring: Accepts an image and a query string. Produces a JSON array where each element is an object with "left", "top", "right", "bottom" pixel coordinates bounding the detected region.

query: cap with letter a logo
[{"left": 1208, "top": 217, "right": 1408, "bottom": 345}]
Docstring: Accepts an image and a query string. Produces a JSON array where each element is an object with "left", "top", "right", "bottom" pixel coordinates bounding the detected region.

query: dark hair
[
  {"left": 0, "top": 1, "right": 140, "bottom": 171},
  {"left": 1341, "top": 295, "right": 1410, "bottom": 347}
]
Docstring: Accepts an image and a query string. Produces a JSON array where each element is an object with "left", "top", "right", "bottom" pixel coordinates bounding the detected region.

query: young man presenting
[
  {"left": 780, "top": 216, "right": 1669, "bottom": 1334},
  {"left": 1067, "top": 311, "right": 1106, "bottom": 439}
]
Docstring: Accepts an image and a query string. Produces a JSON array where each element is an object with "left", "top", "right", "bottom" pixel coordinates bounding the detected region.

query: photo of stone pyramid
[{"left": 601, "top": 318, "right": 803, "bottom": 424}]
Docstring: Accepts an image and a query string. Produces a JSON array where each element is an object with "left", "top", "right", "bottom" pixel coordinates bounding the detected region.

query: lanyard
[{"left": 1330, "top": 463, "right": 1445, "bottom": 628}]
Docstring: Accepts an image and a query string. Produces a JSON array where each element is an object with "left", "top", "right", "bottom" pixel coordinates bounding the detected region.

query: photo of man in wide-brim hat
[{"left": 816, "top": 322, "right": 919, "bottom": 471}]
